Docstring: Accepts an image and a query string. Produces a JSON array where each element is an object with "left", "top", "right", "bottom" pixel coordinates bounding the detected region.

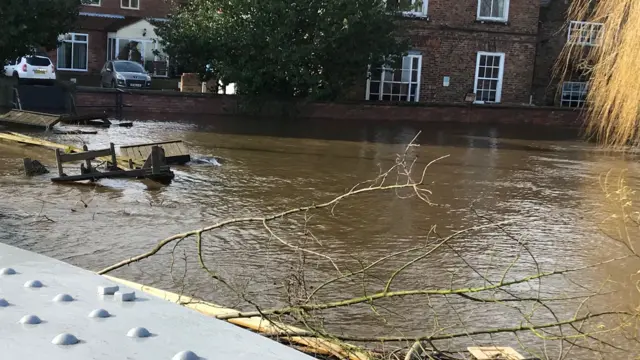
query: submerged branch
[
  {"left": 260, "top": 311, "right": 635, "bottom": 343},
  {"left": 215, "top": 255, "right": 630, "bottom": 320},
  {"left": 331, "top": 311, "right": 635, "bottom": 343}
]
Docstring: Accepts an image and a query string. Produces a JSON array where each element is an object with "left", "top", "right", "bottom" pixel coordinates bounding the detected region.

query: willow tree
[
  {"left": 558, "top": 0, "right": 640, "bottom": 147},
  {"left": 0, "top": 0, "right": 80, "bottom": 65},
  {"left": 156, "top": 0, "right": 410, "bottom": 101}
]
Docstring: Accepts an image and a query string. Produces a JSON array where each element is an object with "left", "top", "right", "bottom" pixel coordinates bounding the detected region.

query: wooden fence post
[
  {"left": 82, "top": 144, "right": 92, "bottom": 172},
  {"left": 23, "top": 158, "right": 32, "bottom": 176},
  {"left": 55, "top": 149, "right": 63, "bottom": 176},
  {"left": 110, "top": 143, "right": 117, "bottom": 169},
  {"left": 151, "top": 146, "right": 160, "bottom": 175}
]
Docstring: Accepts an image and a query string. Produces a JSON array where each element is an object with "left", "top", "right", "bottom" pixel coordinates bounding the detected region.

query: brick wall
[
  {"left": 381, "top": 0, "right": 541, "bottom": 105},
  {"left": 532, "top": 0, "right": 571, "bottom": 105},
  {"left": 74, "top": 87, "right": 583, "bottom": 126},
  {"left": 47, "top": 29, "right": 107, "bottom": 76},
  {"left": 409, "top": 28, "right": 536, "bottom": 104},
  {"left": 427, "top": 0, "right": 539, "bottom": 34},
  {"left": 80, "top": 0, "right": 174, "bottom": 19}
]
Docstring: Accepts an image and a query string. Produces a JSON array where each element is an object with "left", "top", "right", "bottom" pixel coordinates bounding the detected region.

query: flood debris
[
  {"left": 22, "top": 158, "right": 49, "bottom": 176},
  {"left": 60, "top": 113, "right": 111, "bottom": 127},
  {"left": 0, "top": 110, "right": 61, "bottom": 130},
  {"left": 0, "top": 110, "right": 117, "bottom": 130},
  {"left": 190, "top": 156, "right": 222, "bottom": 166},
  {"left": 53, "top": 130, "right": 98, "bottom": 135},
  {"left": 52, "top": 143, "right": 175, "bottom": 185},
  {"left": 467, "top": 347, "right": 526, "bottom": 360},
  {"left": 0, "top": 132, "right": 145, "bottom": 168},
  {"left": 120, "top": 140, "right": 191, "bottom": 165},
  {"left": 2, "top": 132, "right": 197, "bottom": 186}
]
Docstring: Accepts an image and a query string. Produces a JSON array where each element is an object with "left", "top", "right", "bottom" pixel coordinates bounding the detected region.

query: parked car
[
  {"left": 3, "top": 55, "right": 56, "bottom": 84},
  {"left": 100, "top": 60, "right": 152, "bottom": 89}
]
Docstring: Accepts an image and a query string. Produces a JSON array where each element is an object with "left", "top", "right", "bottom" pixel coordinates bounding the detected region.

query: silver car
[{"left": 100, "top": 60, "right": 152, "bottom": 89}]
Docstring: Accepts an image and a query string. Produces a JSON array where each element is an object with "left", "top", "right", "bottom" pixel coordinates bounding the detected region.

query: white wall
[{"left": 116, "top": 20, "right": 158, "bottom": 41}]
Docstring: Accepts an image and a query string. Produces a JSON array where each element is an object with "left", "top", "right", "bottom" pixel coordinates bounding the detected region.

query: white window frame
[
  {"left": 473, "top": 51, "right": 505, "bottom": 104},
  {"left": 401, "top": 0, "right": 428, "bottom": 17},
  {"left": 567, "top": 21, "right": 604, "bottom": 46},
  {"left": 121, "top": 0, "right": 140, "bottom": 10},
  {"left": 81, "top": 0, "right": 101, "bottom": 6},
  {"left": 365, "top": 53, "right": 422, "bottom": 103},
  {"left": 477, "top": 0, "right": 510, "bottom": 22},
  {"left": 57, "top": 33, "right": 89, "bottom": 72},
  {"left": 560, "top": 81, "right": 588, "bottom": 107}
]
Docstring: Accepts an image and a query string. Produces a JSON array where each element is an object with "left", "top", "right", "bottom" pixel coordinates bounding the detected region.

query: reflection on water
[{"left": 1, "top": 117, "right": 639, "bottom": 357}]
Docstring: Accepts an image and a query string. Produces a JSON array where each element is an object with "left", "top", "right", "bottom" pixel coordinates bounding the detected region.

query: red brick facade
[
  {"left": 79, "top": 0, "right": 173, "bottom": 19},
  {"left": 49, "top": 0, "right": 175, "bottom": 79},
  {"left": 381, "top": 0, "right": 541, "bottom": 105},
  {"left": 56, "top": 0, "right": 575, "bottom": 108}
]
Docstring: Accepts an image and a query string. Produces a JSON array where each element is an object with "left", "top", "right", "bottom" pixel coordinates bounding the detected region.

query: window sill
[
  {"left": 399, "top": 12, "right": 429, "bottom": 20},
  {"left": 82, "top": 3, "right": 101, "bottom": 7},
  {"left": 473, "top": 100, "right": 501, "bottom": 105},
  {"left": 120, "top": 6, "right": 140, "bottom": 10},
  {"left": 391, "top": 11, "right": 429, "bottom": 21},
  {"left": 566, "top": 41, "right": 600, "bottom": 47},
  {"left": 475, "top": 18, "right": 509, "bottom": 25}
]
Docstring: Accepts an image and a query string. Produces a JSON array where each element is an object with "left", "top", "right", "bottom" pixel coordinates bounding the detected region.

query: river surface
[{"left": 1, "top": 117, "right": 640, "bottom": 358}]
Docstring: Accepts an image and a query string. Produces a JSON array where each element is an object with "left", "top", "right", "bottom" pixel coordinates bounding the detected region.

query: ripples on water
[{"left": 1, "top": 118, "right": 640, "bottom": 357}]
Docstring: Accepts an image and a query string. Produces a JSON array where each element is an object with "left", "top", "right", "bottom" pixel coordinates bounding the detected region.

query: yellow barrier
[{"left": 0, "top": 132, "right": 144, "bottom": 168}]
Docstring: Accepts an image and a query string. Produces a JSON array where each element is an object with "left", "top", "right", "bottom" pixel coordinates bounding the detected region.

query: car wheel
[{"left": 12, "top": 72, "right": 23, "bottom": 85}]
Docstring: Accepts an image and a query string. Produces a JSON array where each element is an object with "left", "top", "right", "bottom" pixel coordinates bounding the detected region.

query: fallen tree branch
[
  {"left": 98, "top": 153, "right": 449, "bottom": 275},
  {"left": 215, "top": 255, "right": 630, "bottom": 320},
  {"left": 263, "top": 311, "right": 635, "bottom": 343}
]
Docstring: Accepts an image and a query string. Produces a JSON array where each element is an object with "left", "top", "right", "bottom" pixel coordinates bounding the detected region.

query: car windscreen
[
  {"left": 113, "top": 62, "right": 145, "bottom": 73},
  {"left": 26, "top": 57, "right": 51, "bottom": 66}
]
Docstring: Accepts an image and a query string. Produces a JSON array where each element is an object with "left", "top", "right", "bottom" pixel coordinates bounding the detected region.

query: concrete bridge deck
[{"left": 0, "top": 242, "right": 313, "bottom": 360}]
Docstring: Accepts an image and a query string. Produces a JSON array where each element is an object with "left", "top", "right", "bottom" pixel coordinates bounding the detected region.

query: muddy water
[{"left": 1, "top": 118, "right": 640, "bottom": 357}]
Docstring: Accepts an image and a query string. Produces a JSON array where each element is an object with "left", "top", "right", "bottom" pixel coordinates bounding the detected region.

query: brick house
[
  {"left": 48, "top": 0, "right": 175, "bottom": 84},
  {"left": 366, "top": 0, "right": 540, "bottom": 105},
  {"left": 366, "top": 0, "right": 601, "bottom": 106}
]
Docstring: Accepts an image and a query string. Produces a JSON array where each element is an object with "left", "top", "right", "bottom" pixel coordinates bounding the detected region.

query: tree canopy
[
  {"left": 156, "top": 0, "right": 411, "bottom": 100},
  {"left": 0, "top": 0, "right": 79, "bottom": 64}
]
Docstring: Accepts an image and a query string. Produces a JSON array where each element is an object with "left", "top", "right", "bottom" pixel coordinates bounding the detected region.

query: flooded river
[{"left": 1, "top": 117, "right": 639, "bottom": 358}]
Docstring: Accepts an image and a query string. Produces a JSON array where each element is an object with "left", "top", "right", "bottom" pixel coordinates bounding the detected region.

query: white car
[{"left": 3, "top": 55, "right": 56, "bottom": 83}]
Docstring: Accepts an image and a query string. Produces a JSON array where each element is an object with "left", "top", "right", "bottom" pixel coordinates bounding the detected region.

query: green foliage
[
  {"left": 0, "top": 0, "right": 80, "bottom": 64},
  {"left": 156, "top": 0, "right": 410, "bottom": 101}
]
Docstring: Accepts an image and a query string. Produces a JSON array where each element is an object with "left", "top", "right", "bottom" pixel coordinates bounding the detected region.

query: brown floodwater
[{"left": 1, "top": 117, "right": 640, "bottom": 358}]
